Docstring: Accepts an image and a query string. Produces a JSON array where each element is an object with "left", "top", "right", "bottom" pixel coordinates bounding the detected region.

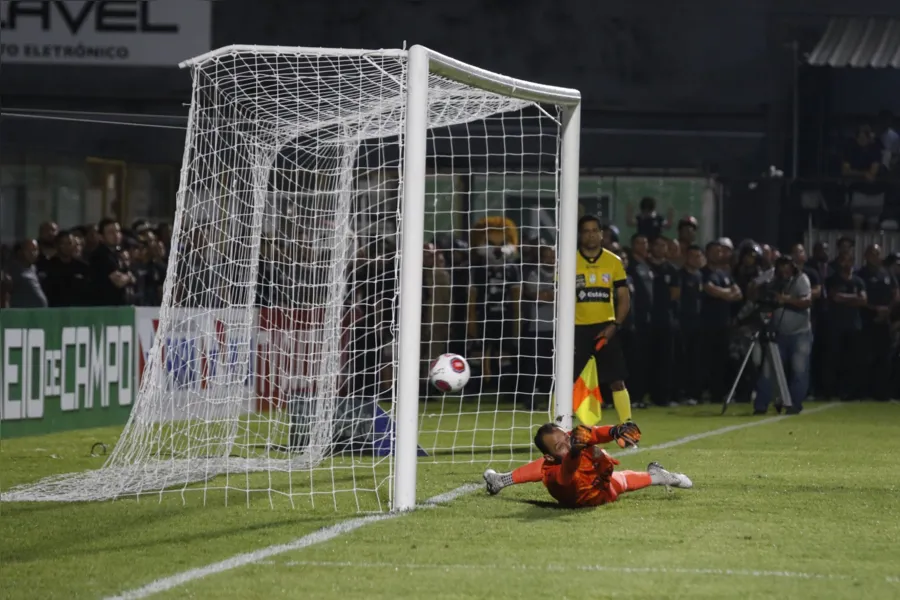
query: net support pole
[
  {"left": 554, "top": 102, "right": 582, "bottom": 431},
  {"left": 393, "top": 44, "right": 430, "bottom": 511}
]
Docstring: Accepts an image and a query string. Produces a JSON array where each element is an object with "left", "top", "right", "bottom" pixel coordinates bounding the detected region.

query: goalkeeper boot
[
  {"left": 483, "top": 469, "right": 513, "bottom": 495},
  {"left": 647, "top": 461, "right": 693, "bottom": 489}
]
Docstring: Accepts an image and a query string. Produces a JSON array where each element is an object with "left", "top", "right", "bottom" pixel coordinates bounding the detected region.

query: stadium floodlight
[{"left": 1, "top": 45, "right": 581, "bottom": 512}]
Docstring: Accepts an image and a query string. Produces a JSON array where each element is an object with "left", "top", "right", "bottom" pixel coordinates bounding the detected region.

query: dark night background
[{"left": 2, "top": 0, "right": 900, "bottom": 245}]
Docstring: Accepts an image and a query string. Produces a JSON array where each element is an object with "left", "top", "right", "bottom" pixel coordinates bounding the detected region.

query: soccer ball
[{"left": 429, "top": 353, "right": 471, "bottom": 393}]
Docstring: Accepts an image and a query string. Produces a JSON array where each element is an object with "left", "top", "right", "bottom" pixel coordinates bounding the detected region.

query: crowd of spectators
[
  {"left": 0, "top": 219, "right": 170, "bottom": 309},
  {"left": 413, "top": 203, "right": 900, "bottom": 411},
  {"left": 809, "top": 109, "right": 900, "bottom": 230},
  {"left": 4, "top": 200, "right": 899, "bottom": 410}
]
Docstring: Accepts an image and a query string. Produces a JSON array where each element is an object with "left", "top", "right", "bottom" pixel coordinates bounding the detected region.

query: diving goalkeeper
[{"left": 484, "top": 423, "right": 692, "bottom": 507}]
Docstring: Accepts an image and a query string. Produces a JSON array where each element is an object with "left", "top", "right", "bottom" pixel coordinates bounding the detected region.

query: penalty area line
[{"left": 106, "top": 403, "right": 841, "bottom": 600}]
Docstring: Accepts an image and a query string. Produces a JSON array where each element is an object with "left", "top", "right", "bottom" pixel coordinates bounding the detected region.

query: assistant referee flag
[{"left": 572, "top": 356, "right": 602, "bottom": 426}]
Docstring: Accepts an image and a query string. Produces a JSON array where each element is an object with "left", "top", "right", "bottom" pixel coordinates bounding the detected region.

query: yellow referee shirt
[{"left": 575, "top": 249, "right": 628, "bottom": 325}]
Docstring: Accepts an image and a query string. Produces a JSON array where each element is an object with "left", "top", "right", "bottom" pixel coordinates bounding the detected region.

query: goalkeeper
[{"left": 483, "top": 423, "right": 692, "bottom": 506}]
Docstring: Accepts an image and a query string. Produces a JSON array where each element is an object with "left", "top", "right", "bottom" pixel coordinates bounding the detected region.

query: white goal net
[{"left": 2, "top": 45, "right": 580, "bottom": 511}]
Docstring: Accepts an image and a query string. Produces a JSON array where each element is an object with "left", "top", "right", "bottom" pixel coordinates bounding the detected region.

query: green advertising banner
[
  {"left": 468, "top": 174, "right": 712, "bottom": 244},
  {"left": 0, "top": 308, "right": 135, "bottom": 438}
]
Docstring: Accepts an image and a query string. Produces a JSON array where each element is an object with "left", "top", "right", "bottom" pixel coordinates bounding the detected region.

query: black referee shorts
[{"left": 574, "top": 323, "right": 628, "bottom": 384}]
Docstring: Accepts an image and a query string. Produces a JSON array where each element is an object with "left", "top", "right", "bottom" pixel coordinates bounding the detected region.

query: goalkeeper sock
[
  {"left": 612, "top": 388, "right": 632, "bottom": 423},
  {"left": 611, "top": 471, "right": 652, "bottom": 494},
  {"left": 511, "top": 458, "right": 545, "bottom": 484}
]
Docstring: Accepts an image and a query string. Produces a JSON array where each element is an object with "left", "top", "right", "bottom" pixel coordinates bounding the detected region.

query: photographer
[{"left": 752, "top": 255, "right": 812, "bottom": 415}]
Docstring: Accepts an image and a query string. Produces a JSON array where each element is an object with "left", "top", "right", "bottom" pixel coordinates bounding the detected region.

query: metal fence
[{"left": 804, "top": 230, "right": 900, "bottom": 264}]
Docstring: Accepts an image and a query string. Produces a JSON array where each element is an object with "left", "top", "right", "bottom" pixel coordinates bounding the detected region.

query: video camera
[
  {"left": 736, "top": 280, "right": 778, "bottom": 327},
  {"left": 737, "top": 258, "right": 798, "bottom": 328},
  {"left": 754, "top": 282, "right": 783, "bottom": 312}
]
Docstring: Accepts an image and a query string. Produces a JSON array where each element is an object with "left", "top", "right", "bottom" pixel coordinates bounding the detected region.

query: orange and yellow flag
[{"left": 572, "top": 356, "right": 603, "bottom": 426}]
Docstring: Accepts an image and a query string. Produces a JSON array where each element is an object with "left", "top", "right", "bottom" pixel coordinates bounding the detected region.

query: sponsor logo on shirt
[{"left": 576, "top": 288, "right": 611, "bottom": 302}]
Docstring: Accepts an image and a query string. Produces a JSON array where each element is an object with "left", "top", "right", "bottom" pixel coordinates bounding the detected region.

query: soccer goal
[{"left": 1, "top": 45, "right": 581, "bottom": 511}]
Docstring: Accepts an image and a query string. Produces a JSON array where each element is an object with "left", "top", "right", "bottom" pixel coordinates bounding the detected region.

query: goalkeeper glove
[
  {"left": 570, "top": 425, "right": 593, "bottom": 457},
  {"left": 609, "top": 421, "right": 641, "bottom": 449}
]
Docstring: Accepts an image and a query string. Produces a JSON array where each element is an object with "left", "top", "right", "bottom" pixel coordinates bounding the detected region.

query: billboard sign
[
  {"left": 0, "top": 307, "right": 135, "bottom": 437},
  {"left": 0, "top": 0, "right": 211, "bottom": 66},
  {"left": 135, "top": 307, "right": 352, "bottom": 418}
]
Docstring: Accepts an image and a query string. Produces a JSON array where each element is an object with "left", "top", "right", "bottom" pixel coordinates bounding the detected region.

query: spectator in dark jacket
[
  {"left": 119, "top": 246, "right": 139, "bottom": 305},
  {"left": 8, "top": 239, "right": 48, "bottom": 308},
  {"left": 131, "top": 237, "right": 166, "bottom": 306},
  {"left": 35, "top": 221, "right": 59, "bottom": 279},
  {"left": 79, "top": 224, "right": 102, "bottom": 257},
  {"left": 822, "top": 252, "right": 868, "bottom": 400},
  {"left": 0, "top": 269, "right": 11, "bottom": 308},
  {"left": 90, "top": 218, "right": 134, "bottom": 306},
  {"left": 43, "top": 231, "right": 91, "bottom": 307}
]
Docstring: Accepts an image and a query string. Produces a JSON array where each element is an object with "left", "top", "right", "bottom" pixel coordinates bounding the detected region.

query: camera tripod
[{"left": 721, "top": 316, "right": 792, "bottom": 415}]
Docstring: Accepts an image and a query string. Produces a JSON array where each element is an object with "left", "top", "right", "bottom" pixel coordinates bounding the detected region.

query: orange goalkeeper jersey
[{"left": 541, "top": 426, "right": 617, "bottom": 507}]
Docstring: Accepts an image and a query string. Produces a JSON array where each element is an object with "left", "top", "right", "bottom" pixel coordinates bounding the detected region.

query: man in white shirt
[{"left": 877, "top": 110, "right": 899, "bottom": 170}]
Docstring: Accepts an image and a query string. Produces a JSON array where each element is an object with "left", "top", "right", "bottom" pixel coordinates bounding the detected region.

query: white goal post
[
  {"left": 395, "top": 46, "right": 581, "bottom": 509},
  {"left": 1, "top": 44, "right": 580, "bottom": 512}
]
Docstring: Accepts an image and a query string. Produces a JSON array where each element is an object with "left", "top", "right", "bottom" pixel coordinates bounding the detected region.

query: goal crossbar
[{"left": 178, "top": 44, "right": 581, "bottom": 108}]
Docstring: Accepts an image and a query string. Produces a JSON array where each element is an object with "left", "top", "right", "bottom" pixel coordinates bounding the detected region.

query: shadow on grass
[
  {"left": 90, "top": 514, "right": 325, "bottom": 557},
  {"left": 517, "top": 498, "right": 572, "bottom": 510},
  {"left": 1, "top": 499, "right": 335, "bottom": 564},
  {"left": 1, "top": 502, "right": 186, "bottom": 563},
  {"left": 488, "top": 496, "right": 580, "bottom": 522},
  {"left": 492, "top": 490, "right": 690, "bottom": 522}
]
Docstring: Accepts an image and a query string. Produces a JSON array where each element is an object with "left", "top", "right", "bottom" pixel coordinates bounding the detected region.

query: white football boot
[
  {"left": 483, "top": 469, "right": 506, "bottom": 495},
  {"left": 647, "top": 461, "right": 693, "bottom": 489}
]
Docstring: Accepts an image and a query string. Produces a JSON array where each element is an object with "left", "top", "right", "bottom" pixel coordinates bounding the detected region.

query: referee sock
[{"left": 612, "top": 389, "right": 633, "bottom": 423}]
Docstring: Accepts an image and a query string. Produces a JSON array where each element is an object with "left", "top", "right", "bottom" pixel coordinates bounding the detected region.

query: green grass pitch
[{"left": 2, "top": 401, "right": 898, "bottom": 599}]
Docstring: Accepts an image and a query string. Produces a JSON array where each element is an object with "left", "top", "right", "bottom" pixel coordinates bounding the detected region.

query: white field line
[
  {"left": 106, "top": 403, "right": 842, "bottom": 600},
  {"left": 615, "top": 402, "right": 841, "bottom": 456},
  {"left": 104, "top": 486, "right": 480, "bottom": 600},
  {"left": 258, "top": 558, "right": 899, "bottom": 585}
]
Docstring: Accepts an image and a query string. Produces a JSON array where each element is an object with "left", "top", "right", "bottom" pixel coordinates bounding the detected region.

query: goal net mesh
[{"left": 2, "top": 48, "right": 565, "bottom": 510}]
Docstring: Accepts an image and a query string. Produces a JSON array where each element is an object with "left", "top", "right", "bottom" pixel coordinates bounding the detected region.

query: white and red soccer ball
[{"left": 429, "top": 353, "right": 471, "bottom": 393}]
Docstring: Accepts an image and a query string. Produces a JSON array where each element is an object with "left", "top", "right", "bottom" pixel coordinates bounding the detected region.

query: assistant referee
[{"left": 574, "top": 215, "right": 633, "bottom": 423}]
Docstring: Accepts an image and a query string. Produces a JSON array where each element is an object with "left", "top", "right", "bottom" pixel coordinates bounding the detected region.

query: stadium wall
[{"left": 5, "top": 0, "right": 898, "bottom": 174}]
